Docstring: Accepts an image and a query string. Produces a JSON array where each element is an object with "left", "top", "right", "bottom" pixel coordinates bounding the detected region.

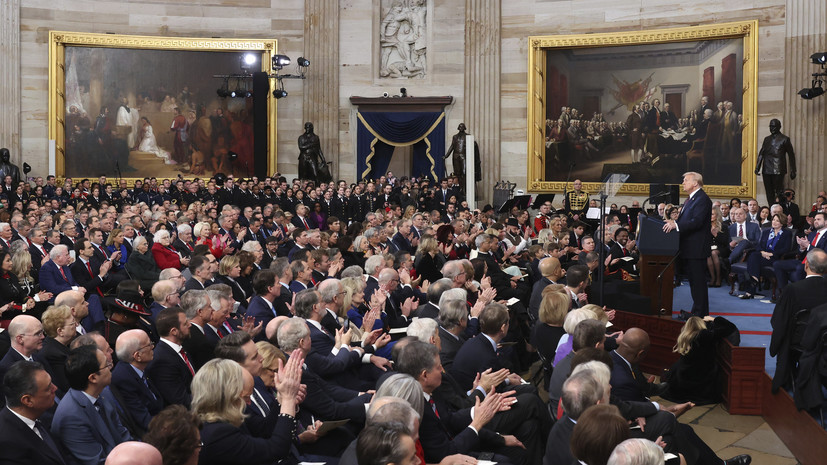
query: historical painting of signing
[
  {"left": 49, "top": 32, "right": 277, "bottom": 180},
  {"left": 527, "top": 21, "right": 759, "bottom": 198}
]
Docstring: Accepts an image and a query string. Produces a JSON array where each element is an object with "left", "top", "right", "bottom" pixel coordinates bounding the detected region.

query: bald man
[
  {"left": 105, "top": 441, "right": 162, "bottom": 465},
  {"left": 111, "top": 330, "right": 163, "bottom": 436},
  {"left": 609, "top": 328, "right": 668, "bottom": 403},
  {"left": 0, "top": 316, "right": 46, "bottom": 393},
  {"left": 529, "top": 257, "right": 563, "bottom": 321}
]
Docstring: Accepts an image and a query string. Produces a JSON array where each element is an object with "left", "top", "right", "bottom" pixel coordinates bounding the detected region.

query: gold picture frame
[
  {"left": 48, "top": 31, "right": 278, "bottom": 180},
  {"left": 527, "top": 20, "right": 759, "bottom": 199}
]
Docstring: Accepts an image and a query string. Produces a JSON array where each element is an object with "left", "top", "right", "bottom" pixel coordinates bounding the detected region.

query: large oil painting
[
  {"left": 49, "top": 32, "right": 278, "bottom": 180},
  {"left": 527, "top": 21, "right": 759, "bottom": 198}
]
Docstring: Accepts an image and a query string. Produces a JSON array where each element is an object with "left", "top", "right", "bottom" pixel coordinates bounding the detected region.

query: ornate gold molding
[
  {"left": 527, "top": 21, "right": 760, "bottom": 199},
  {"left": 48, "top": 31, "right": 279, "bottom": 178}
]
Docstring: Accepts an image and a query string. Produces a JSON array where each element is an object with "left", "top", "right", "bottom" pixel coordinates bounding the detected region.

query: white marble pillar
[
  {"left": 303, "top": 0, "right": 339, "bottom": 179},
  {"left": 464, "top": 0, "right": 501, "bottom": 204},
  {"left": 0, "top": 0, "right": 20, "bottom": 161},
  {"left": 783, "top": 0, "right": 827, "bottom": 205}
]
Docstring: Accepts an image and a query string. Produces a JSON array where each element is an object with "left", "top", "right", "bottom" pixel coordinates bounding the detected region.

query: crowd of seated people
[{"left": 1, "top": 169, "right": 825, "bottom": 464}]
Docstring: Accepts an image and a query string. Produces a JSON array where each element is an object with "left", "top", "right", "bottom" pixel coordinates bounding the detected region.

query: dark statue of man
[
  {"left": 298, "top": 122, "right": 331, "bottom": 182},
  {"left": 444, "top": 123, "right": 481, "bottom": 185},
  {"left": 0, "top": 148, "right": 22, "bottom": 186},
  {"left": 755, "top": 119, "right": 796, "bottom": 203}
]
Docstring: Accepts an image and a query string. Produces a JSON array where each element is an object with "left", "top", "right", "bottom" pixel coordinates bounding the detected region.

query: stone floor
[{"left": 654, "top": 398, "right": 799, "bottom": 465}]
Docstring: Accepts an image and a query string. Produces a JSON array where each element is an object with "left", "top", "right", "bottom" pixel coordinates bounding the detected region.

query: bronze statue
[
  {"left": 755, "top": 119, "right": 796, "bottom": 203},
  {"left": 443, "top": 123, "right": 481, "bottom": 184},
  {"left": 0, "top": 148, "right": 21, "bottom": 186},
  {"left": 297, "top": 122, "right": 331, "bottom": 182}
]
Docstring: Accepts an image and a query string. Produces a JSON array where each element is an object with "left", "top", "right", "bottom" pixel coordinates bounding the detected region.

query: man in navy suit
[
  {"left": 145, "top": 307, "right": 194, "bottom": 407},
  {"left": 0, "top": 361, "right": 66, "bottom": 465},
  {"left": 0, "top": 315, "right": 46, "bottom": 392},
  {"left": 389, "top": 219, "right": 415, "bottom": 254},
  {"left": 246, "top": 270, "right": 290, "bottom": 339},
  {"left": 110, "top": 329, "right": 163, "bottom": 437},
  {"left": 727, "top": 207, "right": 761, "bottom": 264},
  {"left": 663, "top": 172, "right": 712, "bottom": 318},
  {"left": 39, "top": 245, "right": 87, "bottom": 302},
  {"left": 52, "top": 345, "right": 132, "bottom": 465},
  {"left": 773, "top": 211, "right": 827, "bottom": 291}
]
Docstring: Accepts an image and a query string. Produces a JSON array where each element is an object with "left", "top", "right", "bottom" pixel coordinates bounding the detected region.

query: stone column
[
  {"left": 0, "top": 0, "right": 20, "bottom": 161},
  {"left": 784, "top": 0, "right": 827, "bottom": 205},
  {"left": 464, "top": 0, "right": 501, "bottom": 204},
  {"left": 303, "top": 0, "right": 340, "bottom": 179}
]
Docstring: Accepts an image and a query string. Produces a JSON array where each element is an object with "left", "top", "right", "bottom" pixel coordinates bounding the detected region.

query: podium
[{"left": 637, "top": 213, "right": 679, "bottom": 315}]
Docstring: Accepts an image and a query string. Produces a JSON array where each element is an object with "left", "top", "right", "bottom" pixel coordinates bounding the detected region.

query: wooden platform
[{"left": 761, "top": 373, "right": 827, "bottom": 465}]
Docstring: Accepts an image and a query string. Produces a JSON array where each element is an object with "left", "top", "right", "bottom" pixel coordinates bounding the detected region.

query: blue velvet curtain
[{"left": 356, "top": 111, "right": 445, "bottom": 182}]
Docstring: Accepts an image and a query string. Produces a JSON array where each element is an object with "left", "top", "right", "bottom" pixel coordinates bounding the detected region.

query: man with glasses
[
  {"left": 0, "top": 315, "right": 46, "bottom": 389},
  {"left": 110, "top": 329, "right": 163, "bottom": 437},
  {"left": 53, "top": 345, "right": 132, "bottom": 464}
]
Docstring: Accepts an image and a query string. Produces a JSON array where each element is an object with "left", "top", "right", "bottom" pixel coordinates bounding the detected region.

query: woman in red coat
[{"left": 151, "top": 229, "right": 190, "bottom": 270}]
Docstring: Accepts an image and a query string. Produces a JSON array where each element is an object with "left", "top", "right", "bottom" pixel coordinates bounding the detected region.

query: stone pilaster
[
  {"left": 784, "top": 0, "right": 827, "bottom": 205},
  {"left": 303, "top": 0, "right": 340, "bottom": 179},
  {"left": 464, "top": 0, "right": 501, "bottom": 202},
  {"left": 0, "top": 0, "right": 20, "bottom": 160}
]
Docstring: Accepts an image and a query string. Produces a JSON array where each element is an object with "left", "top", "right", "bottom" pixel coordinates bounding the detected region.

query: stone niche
[{"left": 378, "top": 0, "right": 428, "bottom": 79}]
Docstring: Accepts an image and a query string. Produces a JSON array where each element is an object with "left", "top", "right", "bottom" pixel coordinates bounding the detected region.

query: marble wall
[{"left": 3, "top": 0, "right": 827, "bottom": 205}]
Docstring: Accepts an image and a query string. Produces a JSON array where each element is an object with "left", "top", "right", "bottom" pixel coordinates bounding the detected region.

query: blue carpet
[{"left": 670, "top": 280, "right": 776, "bottom": 377}]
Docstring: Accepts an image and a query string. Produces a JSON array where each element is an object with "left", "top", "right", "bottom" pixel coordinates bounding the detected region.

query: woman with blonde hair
[
  {"left": 413, "top": 235, "right": 444, "bottom": 283},
  {"left": 39, "top": 305, "right": 76, "bottom": 393},
  {"left": 194, "top": 354, "right": 303, "bottom": 464},
  {"left": 663, "top": 315, "right": 737, "bottom": 405},
  {"left": 531, "top": 286, "right": 569, "bottom": 385}
]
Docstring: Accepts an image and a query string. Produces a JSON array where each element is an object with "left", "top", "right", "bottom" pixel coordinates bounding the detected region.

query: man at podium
[{"left": 662, "top": 171, "right": 712, "bottom": 318}]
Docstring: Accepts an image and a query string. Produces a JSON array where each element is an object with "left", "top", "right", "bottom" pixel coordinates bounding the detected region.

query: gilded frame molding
[
  {"left": 527, "top": 21, "right": 759, "bottom": 199},
  {"left": 48, "top": 31, "right": 279, "bottom": 180}
]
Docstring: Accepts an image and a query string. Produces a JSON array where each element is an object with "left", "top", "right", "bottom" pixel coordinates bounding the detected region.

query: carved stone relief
[{"left": 379, "top": 0, "right": 427, "bottom": 78}]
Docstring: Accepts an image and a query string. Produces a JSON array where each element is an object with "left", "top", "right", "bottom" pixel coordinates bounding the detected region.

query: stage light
[
  {"left": 799, "top": 86, "right": 825, "bottom": 100},
  {"left": 216, "top": 78, "right": 230, "bottom": 98},
  {"left": 272, "top": 89, "right": 288, "bottom": 99},
  {"left": 810, "top": 52, "right": 827, "bottom": 65},
  {"left": 272, "top": 54, "right": 291, "bottom": 71},
  {"left": 243, "top": 53, "right": 257, "bottom": 66},
  {"left": 296, "top": 57, "right": 310, "bottom": 67}
]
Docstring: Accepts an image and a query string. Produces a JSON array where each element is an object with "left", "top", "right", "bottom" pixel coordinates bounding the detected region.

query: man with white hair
[
  {"left": 110, "top": 329, "right": 163, "bottom": 437},
  {"left": 40, "top": 244, "right": 86, "bottom": 301},
  {"left": 173, "top": 224, "right": 195, "bottom": 259},
  {"left": 363, "top": 254, "right": 386, "bottom": 298},
  {"left": 180, "top": 290, "right": 215, "bottom": 371},
  {"left": 607, "top": 438, "right": 665, "bottom": 465},
  {"left": 0, "top": 221, "right": 14, "bottom": 250},
  {"left": 377, "top": 268, "right": 418, "bottom": 328}
]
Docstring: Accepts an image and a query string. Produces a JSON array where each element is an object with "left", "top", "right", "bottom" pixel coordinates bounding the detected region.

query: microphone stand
[{"left": 656, "top": 251, "right": 681, "bottom": 315}]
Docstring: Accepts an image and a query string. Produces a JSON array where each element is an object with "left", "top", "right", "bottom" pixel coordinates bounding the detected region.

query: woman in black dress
[{"left": 663, "top": 315, "right": 737, "bottom": 405}]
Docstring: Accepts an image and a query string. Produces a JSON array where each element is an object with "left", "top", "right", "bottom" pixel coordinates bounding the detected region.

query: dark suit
[
  {"left": 675, "top": 188, "right": 712, "bottom": 316},
  {"left": 145, "top": 340, "right": 193, "bottom": 407},
  {"left": 36, "top": 338, "right": 71, "bottom": 394},
  {"left": 184, "top": 277, "right": 207, "bottom": 291},
  {"left": 172, "top": 238, "right": 195, "bottom": 258},
  {"left": 51, "top": 389, "right": 132, "bottom": 465},
  {"left": 0, "top": 407, "right": 66, "bottom": 465},
  {"left": 528, "top": 277, "right": 553, "bottom": 321},
  {"left": 298, "top": 366, "right": 369, "bottom": 427},
  {"left": 29, "top": 243, "right": 49, "bottom": 279},
  {"left": 728, "top": 221, "right": 761, "bottom": 263},
  {"left": 39, "top": 260, "right": 79, "bottom": 301},
  {"left": 291, "top": 215, "right": 318, "bottom": 230},
  {"left": 769, "top": 275, "right": 827, "bottom": 392},
  {"left": 773, "top": 229, "right": 827, "bottom": 289},
  {"left": 70, "top": 258, "right": 108, "bottom": 297},
  {"left": 542, "top": 415, "right": 577, "bottom": 465},
  {"left": 439, "top": 326, "right": 465, "bottom": 370},
  {"left": 609, "top": 351, "right": 651, "bottom": 403},
  {"left": 390, "top": 232, "right": 413, "bottom": 254},
  {"left": 0, "top": 349, "right": 27, "bottom": 402},
  {"left": 450, "top": 334, "right": 513, "bottom": 391},
  {"left": 182, "top": 324, "right": 216, "bottom": 371},
  {"left": 414, "top": 302, "right": 440, "bottom": 320},
  {"left": 246, "top": 296, "right": 280, "bottom": 337},
  {"left": 109, "top": 362, "right": 163, "bottom": 436}
]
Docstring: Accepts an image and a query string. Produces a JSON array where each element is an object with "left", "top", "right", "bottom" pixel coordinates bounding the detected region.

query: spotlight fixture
[
  {"left": 240, "top": 52, "right": 258, "bottom": 72},
  {"left": 810, "top": 52, "right": 827, "bottom": 65},
  {"left": 272, "top": 54, "right": 291, "bottom": 71},
  {"left": 799, "top": 85, "right": 825, "bottom": 100},
  {"left": 216, "top": 78, "right": 230, "bottom": 98},
  {"left": 272, "top": 89, "right": 288, "bottom": 99},
  {"left": 296, "top": 57, "right": 310, "bottom": 67}
]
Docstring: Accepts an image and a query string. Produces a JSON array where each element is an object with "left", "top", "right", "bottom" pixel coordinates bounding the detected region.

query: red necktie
[
  {"left": 180, "top": 349, "right": 195, "bottom": 376},
  {"left": 59, "top": 266, "right": 68, "bottom": 282},
  {"left": 805, "top": 232, "right": 822, "bottom": 264},
  {"left": 97, "top": 245, "right": 108, "bottom": 259},
  {"left": 86, "top": 262, "right": 104, "bottom": 296},
  {"left": 223, "top": 321, "right": 234, "bottom": 334},
  {"left": 738, "top": 224, "right": 744, "bottom": 238},
  {"left": 428, "top": 398, "right": 440, "bottom": 419},
  {"left": 187, "top": 243, "right": 194, "bottom": 252},
  {"left": 302, "top": 218, "right": 309, "bottom": 229}
]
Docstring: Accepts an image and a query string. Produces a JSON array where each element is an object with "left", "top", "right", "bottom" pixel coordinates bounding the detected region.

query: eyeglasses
[
  {"left": 22, "top": 330, "right": 45, "bottom": 338},
  {"left": 262, "top": 366, "right": 278, "bottom": 374},
  {"left": 135, "top": 342, "right": 155, "bottom": 353},
  {"left": 97, "top": 361, "right": 114, "bottom": 373},
  {"left": 196, "top": 441, "right": 204, "bottom": 449}
]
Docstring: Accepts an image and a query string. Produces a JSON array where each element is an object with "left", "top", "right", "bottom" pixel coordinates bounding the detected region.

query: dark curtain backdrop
[{"left": 356, "top": 111, "right": 445, "bottom": 182}]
